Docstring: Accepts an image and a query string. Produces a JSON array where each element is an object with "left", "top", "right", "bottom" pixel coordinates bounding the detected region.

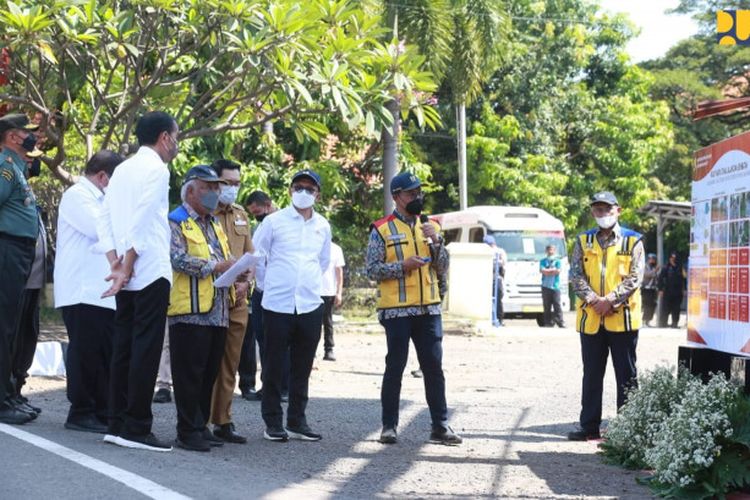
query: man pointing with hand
[{"left": 366, "top": 172, "right": 461, "bottom": 446}]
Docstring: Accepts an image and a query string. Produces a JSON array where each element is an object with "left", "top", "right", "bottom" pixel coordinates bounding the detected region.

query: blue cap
[
  {"left": 390, "top": 172, "right": 421, "bottom": 194},
  {"left": 590, "top": 191, "right": 618, "bottom": 206},
  {"left": 291, "top": 169, "right": 321, "bottom": 189},
  {"left": 483, "top": 235, "right": 495, "bottom": 245},
  {"left": 183, "top": 165, "right": 226, "bottom": 185}
]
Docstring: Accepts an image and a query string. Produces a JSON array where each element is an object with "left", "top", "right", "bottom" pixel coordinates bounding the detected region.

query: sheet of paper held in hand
[{"left": 213, "top": 253, "right": 262, "bottom": 288}]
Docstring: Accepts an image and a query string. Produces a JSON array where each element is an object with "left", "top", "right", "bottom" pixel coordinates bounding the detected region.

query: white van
[{"left": 433, "top": 206, "right": 570, "bottom": 324}]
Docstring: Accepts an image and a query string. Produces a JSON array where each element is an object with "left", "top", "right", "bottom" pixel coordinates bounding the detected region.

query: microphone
[{"left": 420, "top": 214, "right": 434, "bottom": 248}]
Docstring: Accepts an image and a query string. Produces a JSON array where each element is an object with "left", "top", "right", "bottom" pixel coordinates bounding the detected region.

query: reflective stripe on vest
[
  {"left": 575, "top": 229, "right": 642, "bottom": 334},
  {"left": 168, "top": 216, "right": 233, "bottom": 316},
  {"left": 374, "top": 216, "right": 440, "bottom": 310}
]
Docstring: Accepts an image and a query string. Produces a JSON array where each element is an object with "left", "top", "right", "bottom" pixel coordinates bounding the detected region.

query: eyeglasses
[
  {"left": 292, "top": 185, "right": 317, "bottom": 195},
  {"left": 398, "top": 189, "right": 422, "bottom": 200}
]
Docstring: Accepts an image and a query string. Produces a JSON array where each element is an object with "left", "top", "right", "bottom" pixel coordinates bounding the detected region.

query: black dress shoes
[
  {"left": 213, "top": 423, "right": 247, "bottom": 444},
  {"left": 11, "top": 398, "right": 38, "bottom": 420},
  {"left": 241, "top": 388, "right": 262, "bottom": 401},
  {"left": 16, "top": 395, "right": 41, "bottom": 414},
  {"left": 202, "top": 428, "right": 224, "bottom": 447},
  {"left": 65, "top": 415, "right": 108, "bottom": 434},
  {"left": 152, "top": 388, "right": 172, "bottom": 403},
  {"left": 175, "top": 434, "right": 210, "bottom": 452},
  {"left": 0, "top": 401, "right": 33, "bottom": 425}
]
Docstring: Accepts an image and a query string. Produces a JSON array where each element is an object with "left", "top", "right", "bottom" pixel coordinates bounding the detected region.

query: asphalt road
[{"left": 2, "top": 314, "right": 685, "bottom": 499}]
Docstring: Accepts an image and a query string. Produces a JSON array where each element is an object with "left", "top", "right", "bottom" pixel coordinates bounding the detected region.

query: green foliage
[
  {"left": 0, "top": 0, "right": 439, "bottom": 184},
  {"left": 418, "top": 0, "right": 673, "bottom": 243}
]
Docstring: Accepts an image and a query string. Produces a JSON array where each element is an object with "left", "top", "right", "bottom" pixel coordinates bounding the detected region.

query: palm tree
[{"left": 381, "top": 0, "right": 507, "bottom": 210}]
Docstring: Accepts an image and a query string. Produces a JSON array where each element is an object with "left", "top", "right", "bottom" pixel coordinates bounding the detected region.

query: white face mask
[
  {"left": 292, "top": 190, "right": 316, "bottom": 209},
  {"left": 595, "top": 215, "right": 617, "bottom": 229},
  {"left": 219, "top": 185, "right": 239, "bottom": 206}
]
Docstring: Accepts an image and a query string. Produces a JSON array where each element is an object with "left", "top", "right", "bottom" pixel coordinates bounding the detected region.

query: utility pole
[
  {"left": 457, "top": 103, "right": 468, "bottom": 210},
  {"left": 382, "top": 98, "right": 400, "bottom": 215}
]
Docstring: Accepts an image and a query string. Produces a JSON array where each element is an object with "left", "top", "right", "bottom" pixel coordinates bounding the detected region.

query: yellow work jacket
[
  {"left": 575, "top": 227, "right": 642, "bottom": 334},
  {"left": 372, "top": 214, "right": 440, "bottom": 310},
  {"left": 167, "top": 205, "right": 234, "bottom": 316}
]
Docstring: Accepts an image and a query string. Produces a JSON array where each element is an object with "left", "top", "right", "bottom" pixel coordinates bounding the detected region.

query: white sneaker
[{"left": 115, "top": 433, "right": 172, "bottom": 452}]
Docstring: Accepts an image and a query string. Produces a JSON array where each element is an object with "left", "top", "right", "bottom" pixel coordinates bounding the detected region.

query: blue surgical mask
[{"left": 201, "top": 189, "right": 220, "bottom": 213}]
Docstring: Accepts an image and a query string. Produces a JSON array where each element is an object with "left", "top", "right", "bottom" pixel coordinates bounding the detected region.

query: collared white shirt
[
  {"left": 320, "top": 242, "right": 345, "bottom": 296},
  {"left": 253, "top": 205, "right": 331, "bottom": 314},
  {"left": 54, "top": 177, "right": 115, "bottom": 309},
  {"left": 96, "top": 146, "right": 172, "bottom": 291}
]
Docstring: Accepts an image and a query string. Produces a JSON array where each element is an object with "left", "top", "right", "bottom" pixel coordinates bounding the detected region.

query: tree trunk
[
  {"left": 382, "top": 98, "right": 401, "bottom": 215},
  {"left": 457, "top": 101, "right": 468, "bottom": 210}
]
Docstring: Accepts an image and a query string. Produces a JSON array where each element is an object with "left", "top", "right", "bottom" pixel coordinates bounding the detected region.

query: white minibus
[{"left": 434, "top": 206, "right": 569, "bottom": 325}]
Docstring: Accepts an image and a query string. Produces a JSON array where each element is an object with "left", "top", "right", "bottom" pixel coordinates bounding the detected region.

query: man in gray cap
[
  {"left": 568, "top": 191, "right": 644, "bottom": 441},
  {"left": 167, "top": 165, "right": 244, "bottom": 452},
  {"left": 0, "top": 113, "right": 42, "bottom": 424},
  {"left": 366, "top": 171, "right": 462, "bottom": 446}
]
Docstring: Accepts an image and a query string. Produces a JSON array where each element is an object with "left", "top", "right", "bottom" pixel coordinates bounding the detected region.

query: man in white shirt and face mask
[
  {"left": 252, "top": 169, "right": 331, "bottom": 443},
  {"left": 96, "top": 111, "right": 179, "bottom": 452}
]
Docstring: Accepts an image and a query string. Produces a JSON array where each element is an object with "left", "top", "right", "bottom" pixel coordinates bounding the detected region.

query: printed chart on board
[{"left": 689, "top": 131, "right": 750, "bottom": 355}]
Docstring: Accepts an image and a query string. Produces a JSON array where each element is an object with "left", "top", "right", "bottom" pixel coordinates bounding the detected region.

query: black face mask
[
  {"left": 255, "top": 213, "right": 267, "bottom": 223},
  {"left": 27, "top": 158, "right": 41, "bottom": 178},
  {"left": 21, "top": 133, "right": 38, "bottom": 152},
  {"left": 405, "top": 197, "right": 424, "bottom": 216}
]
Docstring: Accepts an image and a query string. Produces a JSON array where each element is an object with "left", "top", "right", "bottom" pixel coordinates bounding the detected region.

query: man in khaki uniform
[{"left": 209, "top": 159, "right": 254, "bottom": 443}]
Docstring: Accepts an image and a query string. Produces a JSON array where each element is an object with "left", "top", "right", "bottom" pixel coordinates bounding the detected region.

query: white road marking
[{"left": 0, "top": 424, "right": 190, "bottom": 500}]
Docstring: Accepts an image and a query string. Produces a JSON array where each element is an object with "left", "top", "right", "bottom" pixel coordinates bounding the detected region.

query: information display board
[{"left": 689, "top": 131, "right": 750, "bottom": 355}]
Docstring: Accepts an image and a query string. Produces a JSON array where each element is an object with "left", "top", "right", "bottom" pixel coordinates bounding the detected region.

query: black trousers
[
  {"left": 238, "top": 289, "right": 263, "bottom": 392},
  {"left": 659, "top": 293, "right": 682, "bottom": 327},
  {"left": 261, "top": 305, "right": 323, "bottom": 428},
  {"left": 62, "top": 304, "right": 114, "bottom": 422},
  {"left": 108, "top": 278, "right": 169, "bottom": 437},
  {"left": 579, "top": 327, "right": 638, "bottom": 433},
  {"left": 0, "top": 237, "right": 35, "bottom": 403},
  {"left": 239, "top": 289, "right": 289, "bottom": 393},
  {"left": 642, "top": 289, "right": 657, "bottom": 323},
  {"left": 12, "top": 288, "right": 41, "bottom": 397},
  {"left": 321, "top": 296, "right": 335, "bottom": 351},
  {"left": 170, "top": 323, "right": 226, "bottom": 440},
  {"left": 541, "top": 287, "right": 564, "bottom": 327},
  {"left": 496, "top": 277, "right": 504, "bottom": 322},
  {"left": 381, "top": 314, "right": 447, "bottom": 428},
  {"left": 237, "top": 313, "right": 257, "bottom": 393}
]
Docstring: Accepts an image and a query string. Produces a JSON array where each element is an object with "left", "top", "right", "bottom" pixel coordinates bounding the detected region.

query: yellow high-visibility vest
[
  {"left": 372, "top": 214, "right": 440, "bottom": 310},
  {"left": 575, "top": 228, "right": 642, "bottom": 334},
  {"left": 167, "top": 205, "right": 234, "bottom": 316}
]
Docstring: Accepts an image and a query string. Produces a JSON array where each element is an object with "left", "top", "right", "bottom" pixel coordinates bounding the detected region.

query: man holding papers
[{"left": 166, "top": 165, "right": 247, "bottom": 452}]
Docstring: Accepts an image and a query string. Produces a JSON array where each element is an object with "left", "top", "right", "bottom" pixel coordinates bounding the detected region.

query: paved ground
[{"left": 1, "top": 313, "right": 686, "bottom": 499}]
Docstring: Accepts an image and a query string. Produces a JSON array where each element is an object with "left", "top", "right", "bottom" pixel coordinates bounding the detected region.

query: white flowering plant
[{"left": 599, "top": 366, "right": 750, "bottom": 499}]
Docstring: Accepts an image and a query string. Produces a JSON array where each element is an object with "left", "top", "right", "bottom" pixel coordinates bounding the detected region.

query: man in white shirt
[
  {"left": 56, "top": 150, "right": 124, "bottom": 434},
  {"left": 252, "top": 169, "right": 331, "bottom": 442},
  {"left": 237, "top": 191, "right": 279, "bottom": 400},
  {"left": 320, "top": 242, "right": 345, "bottom": 361},
  {"left": 96, "top": 111, "right": 178, "bottom": 452}
]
